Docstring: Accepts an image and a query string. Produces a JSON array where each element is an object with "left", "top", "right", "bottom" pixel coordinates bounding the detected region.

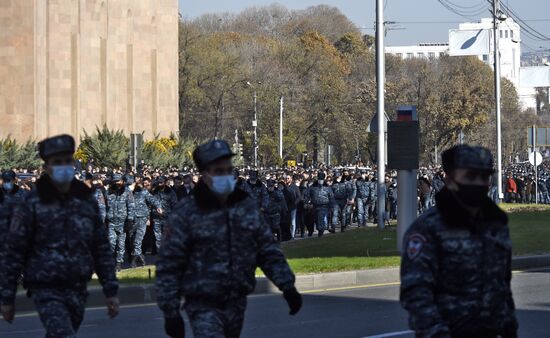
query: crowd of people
[
  {"left": 0, "top": 136, "right": 532, "bottom": 337},
  {"left": 1, "top": 157, "right": 549, "bottom": 271}
]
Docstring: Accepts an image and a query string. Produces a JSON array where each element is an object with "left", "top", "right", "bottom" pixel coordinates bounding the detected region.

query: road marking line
[
  {"left": 12, "top": 281, "right": 402, "bottom": 318},
  {"left": 362, "top": 330, "right": 413, "bottom": 338},
  {"left": 14, "top": 302, "right": 159, "bottom": 318},
  {"left": 301, "top": 282, "right": 401, "bottom": 294}
]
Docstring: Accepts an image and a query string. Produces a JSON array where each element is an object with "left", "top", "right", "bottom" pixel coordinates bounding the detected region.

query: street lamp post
[
  {"left": 246, "top": 81, "right": 260, "bottom": 168},
  {"left": 253, "top": 90, "right": 258, "bottom": 168},
  {"left": 376, "top": 0, "right": 386, "bottom": 229}
]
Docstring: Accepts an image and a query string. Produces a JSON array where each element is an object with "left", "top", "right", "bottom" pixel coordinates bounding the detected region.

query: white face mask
[
  {"left": 210, "top": 175, "right": 237, "bottom": 196},
  {"left": 51, "top": 165, "right": 75, "bottom": 184}
]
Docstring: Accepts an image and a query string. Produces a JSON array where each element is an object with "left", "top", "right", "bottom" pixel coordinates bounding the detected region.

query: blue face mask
[
  {"left": 210, "top": 175, "right": 237, "bottom": 196},
  {"left": 2, "top": 182, "right": 13, "bottom": 191},
  {"left": 51, "top": 165, "right": 75, "bottom": 184}
]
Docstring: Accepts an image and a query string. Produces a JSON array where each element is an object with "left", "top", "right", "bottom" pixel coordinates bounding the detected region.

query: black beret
[
  {"left": 192, "top": 140, "right": 235, "bottom": 171},
  {"left": 2, "top": 170, "right": 16, "bottom": 181},
  {"left": 38, "top": 134, "right": 75, "bottom": 160},
  {"left": 442, "top": 145, "right": 494, "bottom": 173}
]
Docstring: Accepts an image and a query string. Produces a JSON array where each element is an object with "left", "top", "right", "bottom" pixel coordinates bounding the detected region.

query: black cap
[
  {"left": 318, "top": 172, "right": 326, "bottom": 180},
  {"left": 38, "top": 134, "right": 75, "bottom": 160},
  {"left": 2, "top": 170, "right": 16, "bottom": 181},
  {"left": 1, "top": 170, "right": 16, "bottom": 181},
  {"left": 193, "top": 140, "right": 235, "bottom": 171},
  {"left": 442, "top": 145, "right": 494, "bottom": 174}
]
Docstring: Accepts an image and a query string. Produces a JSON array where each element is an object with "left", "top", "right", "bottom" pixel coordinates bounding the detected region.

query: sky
[{"left": 178, "top": 0, "right": 550, "bottom": 50}]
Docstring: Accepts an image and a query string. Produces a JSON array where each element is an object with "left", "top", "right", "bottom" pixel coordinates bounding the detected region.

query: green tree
[
  {"left": 0, "top": 137, "right": 41, "bottom": 170},
  {"left": 79, "top": 126, "right": 129, "bottom": 168}
]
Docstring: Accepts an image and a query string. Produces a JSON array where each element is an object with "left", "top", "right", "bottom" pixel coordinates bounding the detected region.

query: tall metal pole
[
  {"left": 397, "top": 169, "right": 418, "bottom": 252},
  {"left": 253, "top": 91, "right": 258, "bottom": 168},
  {"left": 376, "top": 0, "right": 386, "bottom": 228},
  {"left": 533, "top": 125, "right": 538, "bottom": 204},
  {"left": 493, "top": 0, "right": 503, "bottom": 202},
  {"left": 279, "top": 97, "right": 284, "bottom": 160}
]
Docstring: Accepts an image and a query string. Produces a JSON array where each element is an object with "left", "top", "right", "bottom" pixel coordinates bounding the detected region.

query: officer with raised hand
[
  {"left": 150, "top": 176, "right": 177, "bottom": 252},
  {"left": 400, "top": 145, "right": 517, "bottom": 338},
  {"left": 1, "top": 134, "right": 119, "bottom": 336},
  {"left": 156, "top": 139, "right": 301, "bottom": 338}
]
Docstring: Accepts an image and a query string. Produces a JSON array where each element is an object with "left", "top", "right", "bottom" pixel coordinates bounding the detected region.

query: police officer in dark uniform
[
  {"left": 265, "top": 179, "right": 288, "bottom": 242},
  {"left": 106, "top": 173, "right": 135, "bottom": 271},
  {"left": 130, "top": 176, "right": 163, "bottom": 267},
  {"left": 1, "top": 134, "right": 119, "bottom": 336},
  {"left": 84, "top": 172, "right": 107, "bottom": 225},
  {"left": 400, "top": 145, "right": 517, "bottom": 338},
  {"left": 0, "top": 173, "right": 18, "bottom": 305},
  {"left": 150, "top": 176, "right": 177, "bottom": 252},
  {"left": 1, "top": 170, "right": 26, "bottom": 203},
  {"left": 156, "top": 139, "right": 302, "bottom": 338},
  {"left": 304, "top": 172, "right": 335, "bottom": 237},
  {"left": 245, "top": 170, "right": 268, "bottom": 212}
]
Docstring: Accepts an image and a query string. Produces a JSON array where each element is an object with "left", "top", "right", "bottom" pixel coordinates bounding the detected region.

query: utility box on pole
[
  {"left": 130, "top": 133, "right": 143, "bottom": 170},
  {"left": 388, "top": 106, "right": 419, "bottom": 252}
]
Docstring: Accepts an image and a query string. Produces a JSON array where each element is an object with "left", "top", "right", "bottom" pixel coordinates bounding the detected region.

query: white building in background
[
  {"left": 385, "top": 18, "right": 537, "bottom": 111},
  {"left": 385, "top": 43, "right": 449, "bottom": 60}
]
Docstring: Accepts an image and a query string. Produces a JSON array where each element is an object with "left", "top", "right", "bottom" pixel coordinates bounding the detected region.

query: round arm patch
[{"left": 406, "top": 233, "right": 427, "bottom": 260}]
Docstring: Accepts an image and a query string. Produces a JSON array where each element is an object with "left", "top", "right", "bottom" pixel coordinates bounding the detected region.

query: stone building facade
[{"left": 0, "top": 0, "right": 179, "bottom": 142}]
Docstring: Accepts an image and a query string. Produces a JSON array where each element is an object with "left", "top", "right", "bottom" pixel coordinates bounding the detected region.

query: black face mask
[{"left": 454, "top": 183, "right": 489, "bottom": 207}]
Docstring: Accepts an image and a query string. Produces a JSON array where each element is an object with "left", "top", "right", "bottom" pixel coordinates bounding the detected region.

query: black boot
[{"left": 130, "top": 256, "right": 138, "bottom": 269}]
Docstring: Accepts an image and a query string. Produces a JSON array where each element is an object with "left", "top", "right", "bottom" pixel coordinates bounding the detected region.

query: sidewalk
[{"left": 14, "top": 253, "right": 550, "bottom": 313}]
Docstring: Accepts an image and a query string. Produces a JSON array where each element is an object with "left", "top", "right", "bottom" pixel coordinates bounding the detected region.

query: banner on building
[
  {"left": 449, "top": 29, "right": 491, "bottom": 56},
  {"left": 520, "top": 67, "right": 550, "bottom": 88}
]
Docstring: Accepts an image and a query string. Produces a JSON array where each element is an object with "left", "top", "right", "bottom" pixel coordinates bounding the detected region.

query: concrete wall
[{"left": 0, "top": 0, "right": 179, "bottom": 142}]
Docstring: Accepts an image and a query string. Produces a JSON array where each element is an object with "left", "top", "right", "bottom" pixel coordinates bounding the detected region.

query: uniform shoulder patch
[{"left": 406, "top": 233, "right": 427, "bottom": 260}]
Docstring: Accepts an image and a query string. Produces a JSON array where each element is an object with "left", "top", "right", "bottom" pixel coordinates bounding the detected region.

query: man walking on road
[
  {"left": 156, "top": 139, "right": 302, "bottom": 338},
  {"left": 400, "top": 145, "right": 517, "bottom": 338},
  {"left": 1, "top": 134, "right": 119, "bottom": 337}
]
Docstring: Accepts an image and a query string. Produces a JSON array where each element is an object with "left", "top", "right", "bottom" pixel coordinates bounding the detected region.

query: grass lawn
[
  {"left": 509, "top": 210, "right": 550, "bottom": 256},
  {"left": 111, "top": 205, "right": 550, "bottom": 283}
]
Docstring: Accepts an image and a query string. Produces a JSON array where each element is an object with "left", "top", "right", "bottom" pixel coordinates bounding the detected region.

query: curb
[{"left": 15, "top": 254, "right": 550, "bottom": 313}]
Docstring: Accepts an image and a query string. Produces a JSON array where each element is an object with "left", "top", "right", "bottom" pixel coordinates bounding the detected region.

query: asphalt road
[{"left": 1, "top": 269, "right": 550, "bottom": 338}]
